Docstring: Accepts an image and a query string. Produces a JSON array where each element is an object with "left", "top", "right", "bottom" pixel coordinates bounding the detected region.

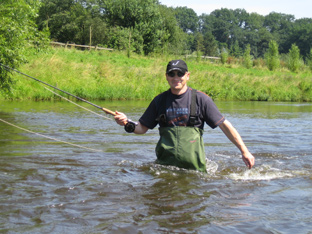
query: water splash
[
  {"left": 206, "top": 159, "right": 219, "bottom": 174},
  {"left": 227, "top": 164, "right": 294, "bottom": 181}
]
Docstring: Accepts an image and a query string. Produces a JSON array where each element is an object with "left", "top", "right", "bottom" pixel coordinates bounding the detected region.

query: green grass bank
[{"left": 1, "top": 47, "right": 312, "bottom": 102}]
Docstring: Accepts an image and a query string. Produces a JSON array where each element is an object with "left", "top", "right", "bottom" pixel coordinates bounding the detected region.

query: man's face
[{"left": 166, "top": 70, "right": 190, "bottom": 94}]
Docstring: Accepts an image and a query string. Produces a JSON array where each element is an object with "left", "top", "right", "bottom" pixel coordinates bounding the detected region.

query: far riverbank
[{"left": 1, "top": 47, "right": 311, "bottom": 102}]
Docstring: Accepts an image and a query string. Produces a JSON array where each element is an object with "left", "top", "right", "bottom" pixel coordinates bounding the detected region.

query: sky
[{"left": 159, "top": 0, "right": 312, "bottom": 20}]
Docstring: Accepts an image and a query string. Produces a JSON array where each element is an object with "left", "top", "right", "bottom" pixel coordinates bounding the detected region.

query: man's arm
[
  {"left": 114, "top": 111, "right": 149, "bottom": 134},
  {"left": 219, "top": 120, "right": 255, "bottom": 169}
]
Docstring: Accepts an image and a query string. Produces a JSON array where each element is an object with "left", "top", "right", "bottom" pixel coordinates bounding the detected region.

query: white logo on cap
[{"left": 172, "top": 61, "right": 180, "bottom": 66}]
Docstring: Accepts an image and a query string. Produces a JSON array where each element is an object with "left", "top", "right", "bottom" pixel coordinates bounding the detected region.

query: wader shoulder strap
[
  {"left": 157, "top": 91, "right": 168, "bottom": 116},
  {"left": 189, "top": 88, "right": 197, "bottom": 126},
  {"left": 155, "top": 91, "right": 168, "bottom": 125}
]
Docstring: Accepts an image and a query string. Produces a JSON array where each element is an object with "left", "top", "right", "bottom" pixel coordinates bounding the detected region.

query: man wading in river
[{"left": 114, "top": 60, "right": 255, "bottom": 172}]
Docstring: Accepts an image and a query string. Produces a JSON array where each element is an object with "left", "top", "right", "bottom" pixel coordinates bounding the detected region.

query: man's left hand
[{"left": 242, "top": 151, "right": 255, "bottom": 169}]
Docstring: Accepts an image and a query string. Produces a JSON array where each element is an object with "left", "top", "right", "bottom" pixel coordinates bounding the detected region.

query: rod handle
[{"left": 101, "top": 107, "right": 116, "bottom": 116}]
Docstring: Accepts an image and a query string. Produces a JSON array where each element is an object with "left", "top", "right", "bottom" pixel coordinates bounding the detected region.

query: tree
[
  {"left": 102, "top": 0, "right": 162, "bottom": 54},
  {"left": 306, "top": 48, "right": 312, "bottom": 71},
  {"left": 244, "top": 13, "right": 266, "bottom": 57},
  {"left": 173, "top": 6, "right": 198, "bottom": 34},
  {"left": 0, "top": 0, "right": 48, "bottom": 92},
  {"left": 158, "top": 5, "right": 186, "bottom": 55},
  {"left": 287, "top": 44, "right": 301, "bottom": 72},
  {"left": 243, "top": 44, "right": 253, "bottom": 69},
  {"left": 201, "top": 8, "right": 248, "bottom": 57},
  {"left": 230, "top": 40, "right": 242, "bottom": 57},
  {"left": 75, "top": 16, "right": 109, "bottom": 46},
  {"left": 255, "top": 28, "right": 274, "bottom": 58},
  {"left": 195, "top": 32, "right": 204, "bottom": 52},
  {"left": 203, "top": 31, "right": 218, "bottom": 56},
  {"left": 195, "top": 32, "right": 204, "bottom": 61},
  {"left": 220, "top": 48, "right": 229, "bottom": 65},
  {"left": 264, "top": 12, "right": 295, "bottom": 54},
  {"left": 265, "top": 40, "right": 280, "bottom": 71},
  {"left": 37, "top": 0, "right": 88, "bottom": 43},
  {"left": 209, "top": 8, "right": 235, "bottom": 44},
  {"left": 231, "top": 9, "right": 249, "bottom": 49},
  {"left": 288, "top": 18, "right": 312, "bottom": 58}
]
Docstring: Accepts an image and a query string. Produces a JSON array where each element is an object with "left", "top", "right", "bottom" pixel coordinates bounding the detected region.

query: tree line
[
  {"left": 1, "top": 0, "right": 312, "bottom": 91},
  {"left": 35, "top": 0, "right": 312, "bottom": 59}
]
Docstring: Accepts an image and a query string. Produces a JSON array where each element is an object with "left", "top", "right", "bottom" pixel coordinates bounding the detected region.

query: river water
[{"left": 0, "top": 100, "right": 311, "bottom": 233}]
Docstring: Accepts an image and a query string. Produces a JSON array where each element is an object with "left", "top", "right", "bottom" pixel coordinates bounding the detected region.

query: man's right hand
[{"left": 114, "top": 111, "right": 128, "bottom": 126}]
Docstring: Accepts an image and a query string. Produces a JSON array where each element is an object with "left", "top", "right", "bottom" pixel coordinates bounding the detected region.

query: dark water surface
[{"left": 0, "top": 100, "right": 311, "bottom": 233}]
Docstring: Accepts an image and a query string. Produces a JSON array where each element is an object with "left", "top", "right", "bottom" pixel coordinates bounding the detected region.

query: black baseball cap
[{"left": 166, "top": 60, "right": 188, "bottom": 73}]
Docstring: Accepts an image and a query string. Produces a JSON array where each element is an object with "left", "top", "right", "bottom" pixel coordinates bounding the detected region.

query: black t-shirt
[{"left": 139, "top": 87, "right": 225, "bottom": 130}]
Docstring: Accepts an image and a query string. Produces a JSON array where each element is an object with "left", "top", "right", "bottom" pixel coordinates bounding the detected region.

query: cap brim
[{"left": 167, "top": 68, "right": 186, "bottom": 73}]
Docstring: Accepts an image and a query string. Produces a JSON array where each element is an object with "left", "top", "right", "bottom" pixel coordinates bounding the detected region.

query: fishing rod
[
  {"left": 0, "top": 63, "right": 137, "bottom": 133},
  {"left": 1, "top": 63, "right": 116, "bottom": 116}
]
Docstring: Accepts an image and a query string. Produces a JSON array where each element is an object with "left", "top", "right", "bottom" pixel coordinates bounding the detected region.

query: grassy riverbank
[{"left": 2, "top": 47, "right": 312, "bottom": 102}]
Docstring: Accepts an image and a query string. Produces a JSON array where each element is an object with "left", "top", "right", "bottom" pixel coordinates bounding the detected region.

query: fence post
[{"left": 89, "top": 26, "right": 92, "bottom": 50}]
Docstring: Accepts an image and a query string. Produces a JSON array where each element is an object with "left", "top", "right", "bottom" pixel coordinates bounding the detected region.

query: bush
[
  {"left": 265, "top": 40, "right": 280, "bottom": 71},
  {"left": 220, "top": 48, "right": 228, "bottom": 65},
  {"left": 243, "top": 44, "right": 253, "bottom": 69},
  {"left": 287, "top": 44, "right": 301, "bottom": 72},
  {"left": 253, "top": 58, "right": 266, "bottom": 68},
  {"left": 306, "top": 48, "right": 312, "bottom": 71}
]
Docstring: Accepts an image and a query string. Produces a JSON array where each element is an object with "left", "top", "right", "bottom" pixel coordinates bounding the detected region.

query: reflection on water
[{"left": 0, "top": 100, "right": 312, "bottom": 233}]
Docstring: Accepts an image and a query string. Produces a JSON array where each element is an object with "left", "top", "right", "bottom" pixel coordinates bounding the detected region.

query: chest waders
[{"left": 155, "top": 89, "right": 207, "bottom": 172}]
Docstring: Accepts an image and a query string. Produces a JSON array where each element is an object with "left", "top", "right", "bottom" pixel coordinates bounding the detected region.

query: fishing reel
[{"left": 124, "top": 119, "right": 138, "bottom": 133}]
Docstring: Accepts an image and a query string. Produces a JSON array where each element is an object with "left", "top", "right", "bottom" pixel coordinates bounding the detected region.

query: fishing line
[
  {"left": 0, "top": 63, "right": 117, "bottom": 116},
  {"left": 0, "top": 63, "right": 115, "bottom": 152},
  {"left": 0, "top": 118, "right": 103, "bottom": 152},
  {"left": 0, "top": 63, "right": 137, "bottom": 144},
  {"left": 43, "top": 87, "right": 112, "bottom": 120}
]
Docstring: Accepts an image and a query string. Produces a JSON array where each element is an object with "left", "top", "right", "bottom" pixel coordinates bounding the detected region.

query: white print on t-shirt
[{"left": 166, "top": 107, "right": 189, "bottom": 126}]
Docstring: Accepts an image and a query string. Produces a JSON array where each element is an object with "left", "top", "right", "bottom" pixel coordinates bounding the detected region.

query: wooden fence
[
  {"left": 185, "top": 55, "right": 220, "bottom": 60},
  {"left": 50, "top": 42, "right": 220, "bottom": 60},
  {"left": 50, "top": 42, "right": 113, "bottom": 51},
  {"left": 200, "top": 56, "right": 220, "bottom": 60}
]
